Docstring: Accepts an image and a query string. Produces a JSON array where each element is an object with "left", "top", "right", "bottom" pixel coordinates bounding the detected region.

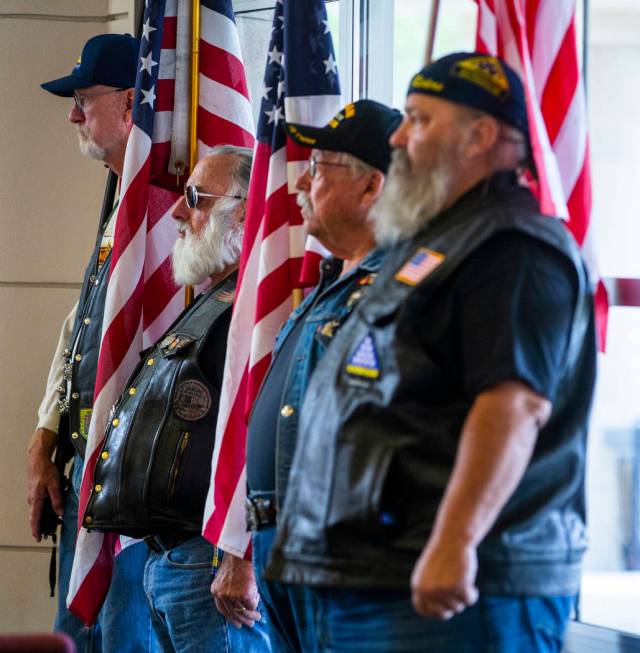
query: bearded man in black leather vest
[
  {"left": 83, "top": 146, "right": 272, "bottom": 653},
  {"left": 266, "top": 52, "right": 597, "bottom": 653}
]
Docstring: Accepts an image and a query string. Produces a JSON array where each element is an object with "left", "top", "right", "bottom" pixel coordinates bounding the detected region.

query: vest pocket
[{"left": 167, "top": 431, "right": 190, "bottom": 503}]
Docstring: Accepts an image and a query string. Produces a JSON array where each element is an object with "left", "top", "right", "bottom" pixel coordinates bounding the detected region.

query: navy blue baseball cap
[
  {"left": 408, "top": 52, "right": 529, "bottom": 138},
  {"left": 41, "top": 33, "right": 140, "bottom": 97},
  {"left": 286, "top": 100, "right": 403, "bottom": 174}
]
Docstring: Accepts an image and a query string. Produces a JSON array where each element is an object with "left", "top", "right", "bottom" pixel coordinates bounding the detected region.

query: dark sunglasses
[{"left": 184, "top": 185, "right": 245, "bottom": 209}]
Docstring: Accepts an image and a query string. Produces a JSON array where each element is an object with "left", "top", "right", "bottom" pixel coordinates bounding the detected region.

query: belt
[
  {"left": 144, "top": 533, "right": 197, "bottom": 553},
  {"left": 245, "top": 492, "right": 277, "bottom": 531}
]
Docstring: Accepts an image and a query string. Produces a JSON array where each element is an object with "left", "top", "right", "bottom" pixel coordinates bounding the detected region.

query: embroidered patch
[
  {"left": 79, "top": 408, "right": 92, "bottom": 439},
  {"left": 346, "top": 289, "right": 364, "bottom": 308},
  {"left": 174, "top": 380, "right": 212, "bottom": 421},
  {"left": 345, "top": 333, "right": 380, "bottom": 379},
  {"left": 452, "top": 56, "right": 510, "bottom": 99},
  {"left": 159, "top": 334, "right": 195, "bottom": 357},
  {"left": 395, "top": 248, "right": 445, "bottom": 286}
]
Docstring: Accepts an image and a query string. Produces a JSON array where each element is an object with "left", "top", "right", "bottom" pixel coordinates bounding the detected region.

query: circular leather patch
[{"left": 173, "top": 380, "right": 212, "bottom": 421}]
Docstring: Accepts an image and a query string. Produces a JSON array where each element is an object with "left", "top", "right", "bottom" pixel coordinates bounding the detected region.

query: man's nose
[{"left": 295, "top": 166, "right": 311, "bottom": 192}]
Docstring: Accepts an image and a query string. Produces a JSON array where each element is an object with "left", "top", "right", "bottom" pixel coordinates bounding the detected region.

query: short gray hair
[{"left": 206, "top": 144, "right": 253, "bottom": 197}]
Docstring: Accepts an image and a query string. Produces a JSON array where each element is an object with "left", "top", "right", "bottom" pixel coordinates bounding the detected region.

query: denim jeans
[
  {"left": 54, "top": 455, "right": 154, "bottom": 652},
  {"left": 300, "top": 587, "right": 573, "bottom": 653},
  {"left": 252, "top": 528, "right": 313, "bottom": 653},
  {"left": 143, "top": 536, "right": 272, "bottom": 653}
]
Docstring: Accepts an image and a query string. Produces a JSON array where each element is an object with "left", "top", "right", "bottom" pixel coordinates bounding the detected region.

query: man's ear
[
  {"left": 361, "top": 169, "right": 385, "bottom": 208},
  {"left": 462, "top": 115, "right": 500, "bottom": 160},
  {"left": 124, "top": 87, "right": 135, "bottom": 120}
]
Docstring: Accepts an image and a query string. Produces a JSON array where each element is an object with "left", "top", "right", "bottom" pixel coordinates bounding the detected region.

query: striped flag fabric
[
  {"left": 68, "top": 0, "right": 254, "bottom": 624},
  {"left": 202, "top": 0, "right": 342, "bottom": 557},
  {"left": 474, "top": 0, "right": 608, "bottom": 348}
]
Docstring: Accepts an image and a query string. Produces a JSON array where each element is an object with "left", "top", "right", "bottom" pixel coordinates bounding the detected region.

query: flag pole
[
  {"left": 186, "top": 0, "right": 201, "bottom": 307},
  {"left": 424, "top": 0, "right": 441, "bottom": 65}
]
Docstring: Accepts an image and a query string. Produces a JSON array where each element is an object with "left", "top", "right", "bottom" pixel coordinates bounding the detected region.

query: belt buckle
[{"left": 245, "top": 495, "right": 275, "bottom": 532}]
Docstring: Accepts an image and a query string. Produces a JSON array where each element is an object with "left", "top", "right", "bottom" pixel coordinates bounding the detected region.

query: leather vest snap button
[
  {"left": 71, "top": 432, "right": 79, "bottom": 440},
  {"left": 280, "top": 405, "right": 295, "bottom": 418}
]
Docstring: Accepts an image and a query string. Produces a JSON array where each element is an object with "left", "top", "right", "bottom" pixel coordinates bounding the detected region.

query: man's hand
[
  {"left": 27, "top": 427, "right": 64, "bottom": 542},
  {"left": 210, "top": 551, "right": 261, "bottom": 629},
  {"left": 410, "top": 536, "right": 479, "bottom": 620}
]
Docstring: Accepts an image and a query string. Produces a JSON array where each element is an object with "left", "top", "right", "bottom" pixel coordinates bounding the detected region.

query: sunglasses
[{"left": 184, "top": 185, "right": 245, "bottom": 209}]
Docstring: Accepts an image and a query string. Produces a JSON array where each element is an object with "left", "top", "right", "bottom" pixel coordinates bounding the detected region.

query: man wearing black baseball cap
[
  {"left": 265, "top": 53, "right": 596, "bottom": 651},
  {"left": 27, "top": 33, "right": 153, "bottom": 652},
  {"left": 240, "top": 99, "right": 401, "bottom": 652}
]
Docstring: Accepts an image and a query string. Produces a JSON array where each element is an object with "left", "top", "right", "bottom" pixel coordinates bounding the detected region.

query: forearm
[{"left": 429, "top": 380, "right": 551, "bottom": 549}]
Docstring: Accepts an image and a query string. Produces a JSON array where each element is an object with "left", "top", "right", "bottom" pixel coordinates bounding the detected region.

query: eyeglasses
[
  {"left": 308, "top": 155, "right": 351, "bottom": 178},
  {"left": 184, "top": 185, "right": 245, "bottom": 209},
  {"left": 72, "top": 88, "right": 127, "bottom": 113}
]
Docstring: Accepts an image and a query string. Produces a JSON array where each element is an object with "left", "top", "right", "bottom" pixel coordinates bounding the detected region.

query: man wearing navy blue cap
[
  {"left": 240, "top": 99, "right": 401, "bottom": 652},
  {"left": 265, "top": 53, "right": 597, "bottom": 652},
  {"left": 27, "top": 33, "right": 154, "bottom": 653}
]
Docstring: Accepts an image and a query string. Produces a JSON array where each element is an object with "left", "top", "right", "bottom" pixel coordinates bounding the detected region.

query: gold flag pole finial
[{"left": 185, "top": 0, "right": 201, "bottom": 307}]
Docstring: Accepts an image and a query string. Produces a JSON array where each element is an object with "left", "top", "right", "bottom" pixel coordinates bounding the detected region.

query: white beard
[
  {"left": 171, "top": 198, "right": 243, "bottom": 286},
  {"left": 76, "top": 126, "right": 107, "bottom": 161},
  {"left": 369, "top": 148, "right": 455, "bottom": 246}
]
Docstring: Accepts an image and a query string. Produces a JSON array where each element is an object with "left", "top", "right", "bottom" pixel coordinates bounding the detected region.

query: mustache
[{"left": 296, "top": 191, "right": 313, "bottom": 217}]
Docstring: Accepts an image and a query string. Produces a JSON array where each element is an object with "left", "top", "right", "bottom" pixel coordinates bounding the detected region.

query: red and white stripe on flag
[
  {"left": 474, "top": 0, "right": 607, "bottom": 349},
  {"left": 202, "top": 0, "right": 342, "bottom": 557}
]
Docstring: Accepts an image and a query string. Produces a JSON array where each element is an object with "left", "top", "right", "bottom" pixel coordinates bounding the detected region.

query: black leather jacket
[
  {"left": 83, "top": 276, "right": 235, "bottom": 538},
  {"left": 266, "top": 174, "right": 597, "bottom": 596}
]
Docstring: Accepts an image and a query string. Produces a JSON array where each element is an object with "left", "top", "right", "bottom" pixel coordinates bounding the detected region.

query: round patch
[{"left": 173, "top": 380, "right": 212, "bottom": 421}]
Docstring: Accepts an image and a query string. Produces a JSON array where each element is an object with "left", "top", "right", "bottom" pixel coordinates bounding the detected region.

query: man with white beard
[
  {"left": 80, "top": 147, "right": 273, "bottom": 653},
  {"left": 266, "top": 53, "right": 597, "bottom": 652}
]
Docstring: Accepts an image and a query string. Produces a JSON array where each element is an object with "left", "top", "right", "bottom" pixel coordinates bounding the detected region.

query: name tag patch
[
  {"left": 395, "top": 248, "right": 445, "bottom": 286},
  {"left": 345, "top": 333, "right": 380, "bottom": 380}
]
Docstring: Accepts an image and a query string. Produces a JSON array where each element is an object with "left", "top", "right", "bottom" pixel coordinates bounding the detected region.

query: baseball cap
[
  {"left": 41, "top": 33, "right": 140, "bottom": 97},
  {"left": 407, "top": 52, "right": 529, "bottom": 138},
  {"left": 286, "top": 100, "right": 403, "bottom": 174}
]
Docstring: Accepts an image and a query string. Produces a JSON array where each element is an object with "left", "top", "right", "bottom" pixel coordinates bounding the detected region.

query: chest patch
[
  {"left": 395, "top": 247, "right": 445, "bottom": 286},
  {"left": 345, "top": 333, "right": 380, "bottom": 380},
  {"left": 174, "top": 380, "right": 212, "bottom": 421},
  {"left": 159, "top": 334, "right": 195, "bottom": 357},
  {"left": 357, "top": 272, "right": 377, "bottom": 287}
]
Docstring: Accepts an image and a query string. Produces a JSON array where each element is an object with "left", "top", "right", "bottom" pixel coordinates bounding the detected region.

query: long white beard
[
  {"left": 171, "top": 199, "right": 243, "bottom": 286},
  {"left": 76, "top": 126, "right": 106, "bottom": 161},
  {"left": 369, "top": 148, "right": 454, "bottom": 246}
]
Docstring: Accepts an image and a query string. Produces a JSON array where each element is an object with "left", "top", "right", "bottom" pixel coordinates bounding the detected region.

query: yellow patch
[
  {"left": 79, "top": 409, "right": 92, "bottom": 439},
  {"left": 344, "top": 103, "right": 356, "bottom": 118},
  {"left": 288, "top": 125, "right": 317, "bottom": 146},
  {"left": 411, "top": 74, "right": 444, "bottom": 92},
  {"left": 452, "top": 57, "right": 510, "bottom": 99}
]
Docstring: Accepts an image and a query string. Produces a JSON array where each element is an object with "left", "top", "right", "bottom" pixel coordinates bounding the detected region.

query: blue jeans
[
  {"left": 143, "top": 536, "right": 272, "bottom": 653},
  {"left": 55, "top": 455, "right": 154, "bottom": 652},
  {"left": 252, "top": 528, "right": 311, "bottom": 653},
  {"left": 301, "top": 587, "right": 573, "bottom": 653}
]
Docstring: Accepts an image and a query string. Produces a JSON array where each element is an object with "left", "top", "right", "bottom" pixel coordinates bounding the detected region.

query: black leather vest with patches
[
  {"left": 60, "top": 223, "right": 112, "bottom": 459},
  {"left": 83, "top": 276, "right": 236, "bottom": 538}
]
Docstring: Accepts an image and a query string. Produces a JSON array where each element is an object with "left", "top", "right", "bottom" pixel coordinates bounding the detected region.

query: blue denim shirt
[{"left": 262, "top": 247, "right": 386, "bottom": 508}]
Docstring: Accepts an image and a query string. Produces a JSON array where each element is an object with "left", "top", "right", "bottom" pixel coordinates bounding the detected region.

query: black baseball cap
[
  {"left": 408, "top": 51, "right": 529, "bottom": 138},
  {"left": 286, "top": 100, "right": 403, "bottom": 174},
  {"left": 41, "top": 33, "right": 140, "bottom": 97}
]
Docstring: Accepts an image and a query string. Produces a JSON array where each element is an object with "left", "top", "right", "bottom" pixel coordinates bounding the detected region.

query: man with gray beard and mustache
[
  {"left": 81, "top": 147, "right": 273, "bottom": 653},
  {"left": 28, "top": 33, "right": 153, "bottom": 652},
  {"left": 242, "top": 100, "right": 401, "bottom": 653},
  {"left": 266, "top": 53, "right": 596, "bottom": 653}
]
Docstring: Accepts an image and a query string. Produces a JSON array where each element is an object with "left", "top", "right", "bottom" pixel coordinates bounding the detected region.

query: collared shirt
[{"left": 246, "top": 247, "right": 386, "bottom": 503}]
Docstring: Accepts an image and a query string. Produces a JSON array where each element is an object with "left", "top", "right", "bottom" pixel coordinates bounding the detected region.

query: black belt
[
  {"left": 144, "top": 533, "right": 197, "bottom": 553},
  {"left": 245, "top": 492, "right": 277, "bottom": 531}
]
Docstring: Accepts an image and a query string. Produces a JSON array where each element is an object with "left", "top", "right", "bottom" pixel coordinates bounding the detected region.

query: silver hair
[{"left": 205, "top": 144, "right": 253, "bottom": 197}]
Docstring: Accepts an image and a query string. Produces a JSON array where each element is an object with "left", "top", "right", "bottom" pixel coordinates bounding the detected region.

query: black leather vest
[
  {"left": 83, "top": 276, "right": 236, "bottom": 538},
  {"left": 59, "top": 220, "right": 113, "bottom": 458},
  {"left": 267, "top": 175, "right": 596, "bottom": 596}
]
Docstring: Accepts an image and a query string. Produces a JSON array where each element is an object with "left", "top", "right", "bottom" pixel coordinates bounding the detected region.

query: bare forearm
[{"left": 429, "top": 381, "right": 551, "bottom": 548}]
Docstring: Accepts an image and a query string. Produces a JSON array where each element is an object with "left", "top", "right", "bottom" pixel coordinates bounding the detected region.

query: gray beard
[
  {"left": 369, "top": 148, "right": 454, "bottom": 247},
  {"left": 77, "top": 127, "right": 107, "bottom": 161},
  {"left": 171, "top": 199, "right": 243, "bottom": 286}
]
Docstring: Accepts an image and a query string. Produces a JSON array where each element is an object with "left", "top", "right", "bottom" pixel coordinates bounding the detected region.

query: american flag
[
  {"left": 475, "top": 0, "right": 607, "bottom": 348},
  {"left": 202, "top": 0, "right": 341, "bottom": 557},
  {"left": 68, "top": 0, "right": 254, "bottom": 624}
]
